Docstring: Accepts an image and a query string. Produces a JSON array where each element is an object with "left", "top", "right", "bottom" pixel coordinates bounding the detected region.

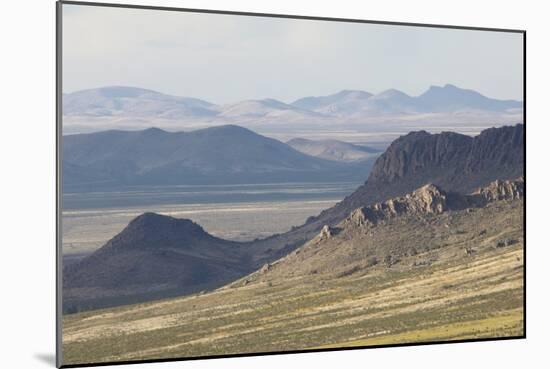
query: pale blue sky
[{"left": 62, "top": 4, "right": 524, "bottom": 104}]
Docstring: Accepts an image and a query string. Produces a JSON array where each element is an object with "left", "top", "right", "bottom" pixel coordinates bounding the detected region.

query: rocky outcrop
[
  {"left": 346, "top": 184, "right": 449, "bottom": 227},
  {"left": 473, "top": 177, "right": 524, "bottom": 202},
  {"left": 344, "top": 177, "right": 524, "bottom": 228},
  {"left": 241, "top": 178, "right": 524, "bottom": 285},
  {"left": 319, "top": 225, "right": 333, "bottom": 240},
  {"left": 346, "top": 184, "right": 448, "bottom": 226}
]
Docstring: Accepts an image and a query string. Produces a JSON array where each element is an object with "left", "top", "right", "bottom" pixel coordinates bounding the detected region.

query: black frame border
[{"left": 55, "top": 1, "right": 527, "bottom": 368}]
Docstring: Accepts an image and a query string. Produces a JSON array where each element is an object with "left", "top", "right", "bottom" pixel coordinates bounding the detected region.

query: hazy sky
[{"left": 62, "top": 4, "right": 524, "bottom": 104}]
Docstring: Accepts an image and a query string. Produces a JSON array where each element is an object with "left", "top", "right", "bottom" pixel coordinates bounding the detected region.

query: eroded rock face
[{"left": 367, "top": 125, "right": 524, "bottom": 185}]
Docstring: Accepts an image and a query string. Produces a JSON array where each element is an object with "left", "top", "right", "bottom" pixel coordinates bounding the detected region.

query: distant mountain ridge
[
  {"left": 291, "top": 84, "right": 522, "bottom": 117},
  {"left": 64, "top": 84, "right": 522, "bottom": 122},
  {"left": 287, "top": 138, "right": 380, "bottom": 162},
  {"left": 417, "top": 84, "right": 523, "bottom": 112},
  {"left": 218, "top": 98, "right": 323, "bottom": 119},
  {"left": 63, "top": 86, "right": 218, "bottom": 118}
]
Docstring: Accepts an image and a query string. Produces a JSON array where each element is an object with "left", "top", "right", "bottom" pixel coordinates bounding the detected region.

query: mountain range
[
  {"left": 62, "top": 125, "right": 377, "bottom": 191},
  {"left": 62, "top": 85, "right": 523, "bottom": 134},
  {"left": 63, "top": 124, "right": 524, "bottom": 313},
  {"left": 292, "top": 85, "right": 522, "bottom": 116},
  {"left": 64, "top": 84, "right": 522, "bottom": 119}
]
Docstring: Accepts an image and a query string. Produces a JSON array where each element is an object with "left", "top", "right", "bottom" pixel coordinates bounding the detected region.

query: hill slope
[{"left": 244, "top": 178, "right": 523, "bottom": 282}]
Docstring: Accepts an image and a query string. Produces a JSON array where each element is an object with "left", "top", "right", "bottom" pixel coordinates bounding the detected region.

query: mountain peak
[
  {"left": 426, "top": 84, "right": 459, "bottom": 91},
  {"left": 443, "top": 83, "right": 459, "bottom": 89},
  {"left": 127, "top": 212, "right": 201, "bottom": 232},
  {"left": 108, "top": 212, "right": 210, "bottom": 251},
  {"left": 335, "top": 90, "right": 373, "bottom": 99},
  {"left": 198, "top": 124, "right": 256, "bottom": 136},
  {"left": 141, "top": 127, "right": 168, "bottom": 135},
  {"left": 374, "top": 88, "right": 410, "bottom": 98}
]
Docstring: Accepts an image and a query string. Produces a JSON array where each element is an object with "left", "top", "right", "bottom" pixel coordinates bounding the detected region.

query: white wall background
[{"left": 0, "top": 0, "right": 547, "bottom": 368}]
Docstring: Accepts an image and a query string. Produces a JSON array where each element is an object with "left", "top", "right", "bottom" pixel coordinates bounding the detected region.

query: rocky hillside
[
  {"left": 240, "top": 178, "right": 524, "bottom": 283},
  {"left": 251, "top": 124, "right": 524, "bottom": 264}
]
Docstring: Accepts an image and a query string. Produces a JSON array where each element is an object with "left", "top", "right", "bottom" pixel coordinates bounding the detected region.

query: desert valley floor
[{"left": 62, "top": 182, "right": 358, "bottom": 256}]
